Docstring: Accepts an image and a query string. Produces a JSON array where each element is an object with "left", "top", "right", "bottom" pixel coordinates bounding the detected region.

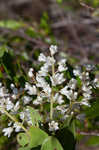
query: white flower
[
  {"left": 23, "top": 96, "right": 32, "bottom": 105},
  {"left": 28, "top": 86, "right": 37, "bottom": 95},
  {"left": 40, "top": 92, "right": 49, "bottom": 98},
  {"left": 20, "top": 112, "right": 25, "bottom": 120},
  {"left": 13, "top": 101, "right": 20, "bottom": 112},
  {"left": 85, "top": 64, "right": 94, "bottom": 71},
  {"left": 73, "top": 92, "right": 78, "bottom": 100},
  {"left": 80, "top": 72, "right": 89, "bottom": 80},
  {"left": 28, "top": 68, "right": 34, "bottom": 78},
  {"left": 36, "top": 74, "right": 47, "bottom": 88},
  {"left": 49, "top": 45, "right": 58, "bottom": 56},
  {"left": 68, "top": 78, "right": 77, "bottom": 90},
  {"left": 10, "top": 83, "right": 15, "bottom": 89},
  {"left": 58, "top": 59, "right": 67, "bottom": 72},
  {"left": 25, "top": 109, "right": 33, "bottom": 125},
  {"left": 33, "top": 100, "right": 40, "bottom": 105},
  {"left": 83, "top": 92, "right": 91, "bottom": 99},
  {"left": 46, "top": 56, "right": 56, "bottom": 66},
  {"left": 6, "top": 98, "right": 14, "bottom": 111},
  {"left": 38, "top": 53, "right": 47, "bottom": 62},
  {"left": 38, "top": 64, "right": 49, "bottom": 77},
  {"left": 36, "top": 75, "right": 51, "bottom": 97},
  {"left": 93, "top": 78, "right": 99, "bottom": 88},
  {"left": 13, "top": 123, "right": 21, "bottom": 132},
  {"left": 33, "top": 96, "right": 43, "bottom": 105},
  {"left": 82, "top": 84, "right": 92, "bottom": 94},
  {"left": 54, "top": 93, "right": 64, "bottom": 104},
  {"left": 25, "top": 82, "right": 37, "bottom": 95},
  {"left": 49, "top": 121, "right": 59, "bottom": 131},
  {"left": 58, "top": 65, "right": 67, "bottom": 72},
  {"left": 43, "top": 85, "right": 52, "bottom": 97},
  {"left": 13, "top": 88, "right": 18, "bottom": 95},
  {"left": 11, "top": 94, "right": 17, "bottom": 100},
  {"left": 0, "top": 82, "right": 2, "bottom": 87},
  {"left": 58, "top": 59, "right": 67, "bottom": 65},
  {"left": 10, "top": 84, "right": 18, "bottom": 95},
  {"left": 73, "top": 69, "right": 81, "bottom": 76},
  {"left": 8, "top": 121, "right": 13, "bottom": 126},
  {"left": 60, "top": 86, "right": 78, "bottom": 100},
  {"left": 80, "top": 101, "right": 90, "bottom": 107},
  {"left": 56, "top": 106, "right": 67, "bottom": 115},
  {"left": 2, "top": 127, "right": 13, "bottom": 137},
  {"left": 0, "top": 86, "right": 9, "bottom": 97},
  {"left": 51, "top": 73, "right": 65, "bottom": 86}
]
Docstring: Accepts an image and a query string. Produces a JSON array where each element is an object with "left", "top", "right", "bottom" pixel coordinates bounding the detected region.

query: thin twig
[
  {"left": 80, "top": 1, "right": 94, "bottom": 11},
  {"left": 77, "top": 130, "right": 99, "bottom": 136}
]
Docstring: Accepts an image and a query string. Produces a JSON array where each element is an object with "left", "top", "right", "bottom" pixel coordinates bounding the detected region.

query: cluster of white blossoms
[
  {"left": 0, "top": 83, "right": 20, "bottom": 112},
  {"left": 0, "top": 45, "right": 99, "bottom": 137},
  {"left": 0, "top": 83, "right": 22, "bottom": 137},
  {"left": 48, "top": 120, "right": 59, "bottom": 132}
]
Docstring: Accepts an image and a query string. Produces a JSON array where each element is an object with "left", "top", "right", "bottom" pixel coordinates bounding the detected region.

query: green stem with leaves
[{"left": 1, "top": 108, "right": 28, "bottom": 134}]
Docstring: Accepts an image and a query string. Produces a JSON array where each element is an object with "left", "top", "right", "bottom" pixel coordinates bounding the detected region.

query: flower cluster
[{"left": 0, "top": 45, "right": 99, "bottom": 137}]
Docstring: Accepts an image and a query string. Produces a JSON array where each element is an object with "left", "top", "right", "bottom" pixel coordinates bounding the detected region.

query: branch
[
  {"left": 79, "top": 1, "right": 94, "bottom": 11},
  {"left": 77, "top": 130, "right": 99, "bottom": 136}
]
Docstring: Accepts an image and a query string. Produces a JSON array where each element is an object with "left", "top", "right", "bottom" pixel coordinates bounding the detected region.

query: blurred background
[
  {"left": 0, "top": 0, "right": 99, "bottom": 64},
  {"left": 0, "top": 0, "right": 99, "bottom": 150}
]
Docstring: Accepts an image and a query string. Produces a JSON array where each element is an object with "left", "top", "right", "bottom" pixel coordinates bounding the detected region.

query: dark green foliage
[
  {"left": 56, "top": 127, "right": 76, "bottom": 150},
  {"left": 2, "top": 52, "right": 16, "bottom": 78},
  {"left": 85, "top": 100, "right": 99, "bottom": 119}
]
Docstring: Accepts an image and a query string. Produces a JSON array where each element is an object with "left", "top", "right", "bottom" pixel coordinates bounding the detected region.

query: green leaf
[
  {"left": 64, "top": 116, "right": 72, "bottom": 127},
  {"left": 28, "top": 127, "right": 48, "bottom": 148},
  {"left": 56, "top": 0, "right": 63, "bottom": 4},
  {"left": 86, "top": 101, "right": 99, "bottom": 118},
  {"left": 2, "top": 52, "right": 16, "bottom": 78},
  {"left": 28, "top": 106, "right": 42, "bottom": 126},
  {"left": 0, "top": 70, "right": 3, "bottom": 78},
  {"left": 17, "top": 133, "right": 29, "bottom": 147},
  {"left": 86, "top": 136, "right": 99, "bottom": 146},
  {"left": 25, "top": 27, "right": 39, "bottom": 38},
  {"left": 32, "top": 146, "right": 41, "bottom": 150},
  {"left": 0, "top": 45, "right": 8, "bottom": 58},
  {"left": 18, "top": 147, "right": 30, "bottom": 150},
  {"left": 56, "top": 127, "right": 76, "bottom": 150},
  {"left": 68, "top": 120, "right": 76, "bottom": 138},
  {"left": 41, "top": 136, "right": 63, "bottom": 150},
  {"left": 76, "top": 77, "right": 82, "bottom": 88},
  {"left": 0, "top": 20, "right": 24, "bottom": 29}
]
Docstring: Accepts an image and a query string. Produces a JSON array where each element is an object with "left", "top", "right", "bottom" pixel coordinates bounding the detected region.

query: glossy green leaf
[
  {"left": 41, "top": 136, "right": 63, "bottom": 150},
  {"left": 56, "top": 127, "right": 76, "bottom": 150},
  {"left": 28, "top": 127, "right": 48, "bottom": 148},
  {"left": 68, "top": 120, "right": 76, "bottom": 138},
  {"left": 17, "top": 133, "right": 29, "bottom": 147}
]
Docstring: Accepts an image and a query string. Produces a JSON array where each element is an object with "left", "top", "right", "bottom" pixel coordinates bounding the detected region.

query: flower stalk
[
  {"left": 2, "top": 108, "right": 28, "bottom": 134},
  {"left": 50, "top": 61, "right": 55, "bottom": 120}
]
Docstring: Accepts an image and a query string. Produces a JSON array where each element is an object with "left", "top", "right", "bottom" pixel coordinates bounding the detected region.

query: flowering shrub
[{"left": 0, "top": 45, "right": 99, "bottom": 150}]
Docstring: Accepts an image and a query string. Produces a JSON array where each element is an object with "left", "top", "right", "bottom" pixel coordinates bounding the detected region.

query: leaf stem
[{"left": 1, "top": 108, "right": 28, "bottom": 134}]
